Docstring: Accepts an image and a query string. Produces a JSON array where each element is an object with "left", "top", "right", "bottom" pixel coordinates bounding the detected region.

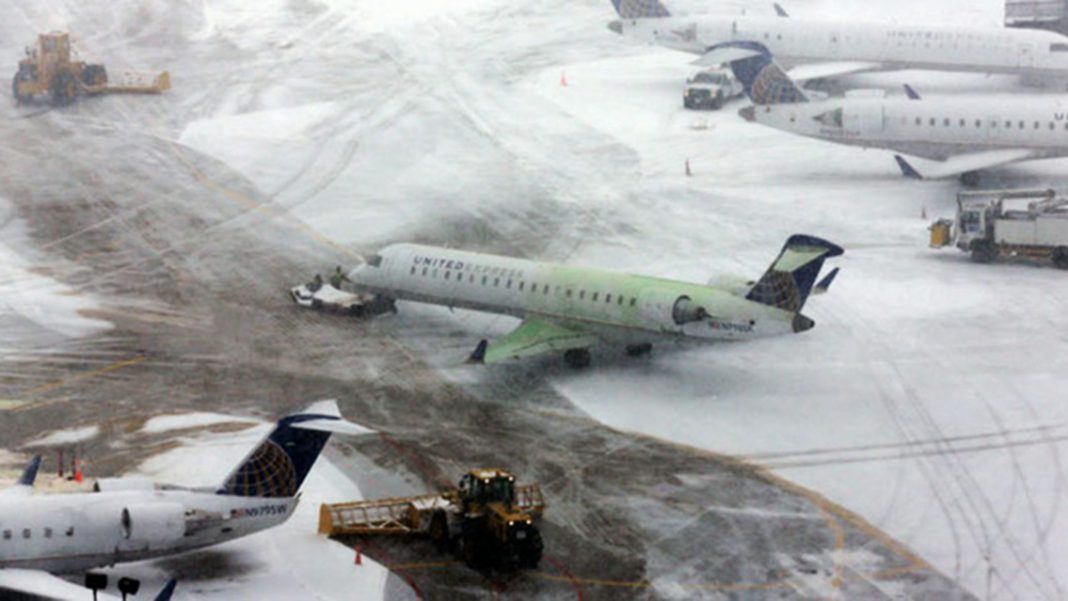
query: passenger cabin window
[
  {"left": 493, "top": 278, "right": 500, "bottom": 287},
  {"left": 367, "top": 254, "right": 383, "bottom": 267},
  {"left": 929, "top": 118, "right": 936, "bottom": 126},
  {"left": 518, "top": 282, "right": 525, "bottom": 291},
  {"left": 65, "top": 527, "right": 74, "bottom": 537},
  {"left": 482, "top": 276, "right": 488, "bottom": 285},
  {"left": 22, "top": 529, "right": 30, "bottom": 539},
  {"left": 592, "top": 292, "right": 599, "bottom": 301},
  {"left": 506, "top": 279, "right": 512, "bottom": 289},
  {"left": 630, "top": 298, "right": 637, "bottom": 307},
  {"left": 579, "top": 290, "right": 586, "bottom": 299},
  {"left": 943, "top": 118, "right": 950, "bottom": 126},
  {"left": 44, "top": 527, "right": 52, "bottom": 538},
  {"left": 2, "top": 530, "right": 10, "bottom": 540},
  {"left": 409, "top": 266, "right": 415, "bottom": 275},
  {"left": 422, "top": 267, "right": 428, "bottom": 276},
  {"left": 444, "top": 271, "right": 450, "bottom": 280},
  {"left": 915, "top": 117, "right": 922, "bottom": 125},
  {"left": 605, "top": 294, "right": 612, "bottom": 303},
  {"left": 566, "top": 289, "right": 572, "bottom": 297}
]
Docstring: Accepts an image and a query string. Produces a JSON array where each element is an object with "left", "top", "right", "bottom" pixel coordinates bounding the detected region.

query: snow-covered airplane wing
[
  {"left": 476, "top": 318, "right": 598, "bottom": 364},
  {"left": 785, "top": 61, "right": 883, "bottom": 81},
  {"left": 0, "top": 455, "right": 41, "bottom": 498},
  {"left": 0, "top": 570, "right": 177, "bottom": 601},
  {"left": 894, "top": 149, "right": 1039, "bottom": 180},
  {"left": 692, "top": 44, "right": 764, "bottom": 67}
]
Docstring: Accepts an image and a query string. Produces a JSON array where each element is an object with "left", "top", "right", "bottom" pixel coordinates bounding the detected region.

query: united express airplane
[
  {"left": 0, "top": 401, "right": 370, "bottom": 599},
  {"left": 718, "top": 41, "right": 1068, "bottom": 182},
  {"left": 608, "top": 0, "right": 1068, "bottom": 83},
  {"left": 347, "top": 235, "right": 843, "bottom": 367}
]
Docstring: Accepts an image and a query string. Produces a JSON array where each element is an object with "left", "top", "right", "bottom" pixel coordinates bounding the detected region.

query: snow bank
[{"left": 24, "top": 426, "right": 100, "bottom": 448}]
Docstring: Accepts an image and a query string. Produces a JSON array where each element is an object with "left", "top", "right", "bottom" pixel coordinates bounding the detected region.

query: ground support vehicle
[
  {"left": 930, "top": 188, "right": 1068, "bottom": 267},
  {"left": 290, "top": 278, "right": 394, "bottom": 316},
  {"left": 319, "top": 469, "right": 545, "bottom": 569},
  {"left": 13, "top": 32, "right": 170, "bottom": 106},
  {"left": 683, "top": 68, "right": 743, "bottom": 110}
]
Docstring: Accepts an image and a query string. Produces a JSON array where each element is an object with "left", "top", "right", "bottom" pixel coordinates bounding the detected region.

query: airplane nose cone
[
  {"left": 738, "top": 106, "right": 756, "bottom": 122},
  {"left": 607, "top": 20, "right": 623, "bottom": 34}
]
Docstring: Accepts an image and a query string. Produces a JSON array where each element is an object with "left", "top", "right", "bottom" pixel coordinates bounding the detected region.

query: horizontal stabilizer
[
  {"left": 894, "top": 149, "right": 1037, "bottom": 180},
  {"left": 813, "top": 267, "right": 839, "bottom": 295},
  {"left": 786, "top": 61, "right": 883, "bottom": 82}
]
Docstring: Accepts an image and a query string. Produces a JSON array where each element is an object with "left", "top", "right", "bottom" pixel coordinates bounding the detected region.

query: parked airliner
[
  {"left": 0, "top": 401, "right": 371, "bottom": 600},
  {"left": 717, "top": 41, "right": 1068, "bottom": 182},
  {"left": 345, "top": 235, "right": 843, "bottom": 367},
  {"left": 608, "top": 0, "right": 1068, "bottom": 83}
]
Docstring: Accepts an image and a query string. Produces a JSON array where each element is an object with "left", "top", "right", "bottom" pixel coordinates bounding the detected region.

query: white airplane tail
[{"left": 746, "top": 235, "right": 843, "bottom": 330}]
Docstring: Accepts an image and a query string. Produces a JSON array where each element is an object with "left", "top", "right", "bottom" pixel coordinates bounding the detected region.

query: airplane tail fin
[
  {"left": 217, "top": 400, "right": 373, "bottom": 498},
  {"left": 17, "top": 455, "right": 42, "bottom": 488},
  {"left": 746, "top": 235, "right": 843, "bottom": 330},
  {"left": 611, "top": 0, "right": 671, "bottom": 19},
  {"left": 713, "top": 41, "right": 808, "bottom": 105},
  {"left": 154, "top": 580, "right": 178, "bottom": 601}
]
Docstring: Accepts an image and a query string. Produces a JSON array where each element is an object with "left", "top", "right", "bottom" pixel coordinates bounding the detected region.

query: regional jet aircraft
[
  {"left": 0, "top": 401, "right": 371, "bottom": 600},
  {"left": 608, "top": 0, "right": 1068, "bottom": 83},
  {"left": 347, "top": 235, "right": 843, "bottom": 367},
  {"left": 717, "top": 41, "right": 1068, "bottom": 182}
]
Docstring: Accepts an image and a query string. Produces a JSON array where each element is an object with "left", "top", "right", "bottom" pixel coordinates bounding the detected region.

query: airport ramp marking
[{"left": 11, "top": 355, "right": 146, "bottom": 412}]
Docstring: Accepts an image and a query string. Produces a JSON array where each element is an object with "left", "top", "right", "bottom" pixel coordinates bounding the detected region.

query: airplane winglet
[
  {"left": 154, "top": 579, "right": 178, "bottom": 601},
  {"left": 467, "top": 339, "right": 488, "bottom": 364},
  {"left": 773, "top": 3, "right": 789, "bottom": 17},
  {"left": 813, "top": 267, "right": 840, "bottom": 295},
  {"left": 894, "top": 155, "right": 924, "bottom": 180},
  {"left": 904, "top": 84, "right": 921, "bottom": 100},
  {"left": 17, "top": 455, "right": 42, "bottom": 487}
]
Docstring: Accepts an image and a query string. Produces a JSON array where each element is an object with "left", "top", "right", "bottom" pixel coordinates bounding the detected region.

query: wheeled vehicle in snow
[
  {"left": 683, "top": 68, "right": 743, "bottom": 110},
  {"left": 930, "top": 188, "right": 1068, "bottom": 268},
  {"left": 290, "top": 276, "right": 393, "bottom": 316},
  {"left": 319, "top": 468, "right": 545, "bottom": 570},
  {"left": 12, "top": 32, "right": 170, "bottom": 106}
]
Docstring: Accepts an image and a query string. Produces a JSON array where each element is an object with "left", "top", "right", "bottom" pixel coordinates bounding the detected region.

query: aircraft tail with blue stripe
[
  {"left": 217, "top": 400, "right": 373, "bottom": 498},
  {"left": 710, "top": 41, "right": 808, "bottom": 105},
  {"left": 611, "top": 0, "right": 671, "bottom": 19},
  {"left": 746, "top": 235, "right": 844, "bottom": 332}
]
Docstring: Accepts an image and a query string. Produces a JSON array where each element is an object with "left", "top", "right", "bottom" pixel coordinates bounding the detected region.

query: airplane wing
[
  {"left": 478, "top": 318, "right": 598, "bottom": 364},
  {"left": 894, "top": 149, "right": 1039, "bottom": 180},
  {"left": 0, "top": 570, "right": 177, "bottom": 601},
  {"left": 785, "top": 61, "right": 883, "bottom": 81}
]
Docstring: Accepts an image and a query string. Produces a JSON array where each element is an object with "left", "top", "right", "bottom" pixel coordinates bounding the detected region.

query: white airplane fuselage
[
  {"left": 349, "top": 243, "right": 799, "bottom": 346},
  {"left": 750, "top": 96, "right": 1068, "bottom": 161},
  {"left": 619, "top": 15, "right": 1068, "bottom": 79},
  {"left": 0, "top": 488, "right": 294, "bottom": 574}
]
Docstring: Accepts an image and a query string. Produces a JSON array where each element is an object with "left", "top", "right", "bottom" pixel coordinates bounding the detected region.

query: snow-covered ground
[
  {"left": 0, "top": 199, "right": 112, "bottom": 355},
  {"left": 99, "top": 416, "right": 390, "bottom": 600}
]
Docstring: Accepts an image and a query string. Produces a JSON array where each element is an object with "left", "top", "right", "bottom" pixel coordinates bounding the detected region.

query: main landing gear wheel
[
  {"left": 563, "top": 348, "right": 591, "bottom": 369},
  {"left": 429, "top": 511, "right": 451, "bottom": 551},
  {"left": 970, "top": 240, "right": 997, "bottom": 264},
  {"left": 626, "top": 343, "right": 652, "bottom": 357}
]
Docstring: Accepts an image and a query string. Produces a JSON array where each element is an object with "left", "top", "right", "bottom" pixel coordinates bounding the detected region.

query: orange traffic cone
[
  {"left": 74, "top": 459, "right": 83, "bottom": 483},
  {"left": 560, "top": 71, "right": 568, "bottom": 87}
]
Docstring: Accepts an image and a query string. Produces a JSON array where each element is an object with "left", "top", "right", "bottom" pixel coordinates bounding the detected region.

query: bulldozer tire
[
  {"left": 429, "top": 511, "right": 451, "bottom": 551},
  {"left": 970, "top": 241, "right": 996, "bottom": 264},
  {"left": 50, "top": 71, "right": 77, "bottom": 106},
  {"left": 518, "top": 528, "right": 544, "bottom": 568},
  {"left": 460, "top": 530, "right": 489, "bottom": 569},
  {"left": 12, "top": 65, "right": 35, "bottom": 104},
  {"left": 82, "top": 64, "right": 108, "bottom": 87}
]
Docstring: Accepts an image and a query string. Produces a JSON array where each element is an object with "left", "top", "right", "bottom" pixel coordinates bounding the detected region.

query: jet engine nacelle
[
  {"left": 638, "top": 289, "right": 710, "bottom": 330},
  {"left": 121, "top": 503, "right": 186, "bottom": 547},
  {"left": 94, "top": 477, "right": 156, "bottom": 493}
]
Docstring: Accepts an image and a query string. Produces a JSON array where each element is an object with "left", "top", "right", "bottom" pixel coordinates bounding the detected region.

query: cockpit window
[
  {"left": 367, "top": 254, "right": 383, "bottom": 267},
  {"left": 1052, "top": 43, "right": 1068, "bottom": 52}
]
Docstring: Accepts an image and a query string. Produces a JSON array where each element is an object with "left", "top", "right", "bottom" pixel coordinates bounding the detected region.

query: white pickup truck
[{"left": 683, "top": 68, "right": 743, "bottom": 111}]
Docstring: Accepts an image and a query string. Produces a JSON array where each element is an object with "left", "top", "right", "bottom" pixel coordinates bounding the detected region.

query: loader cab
[
  {"left": 459, "top": 469, "right": 516, "bottom": 508},
  {"left": 38, "top": 32, "right": 72, "bottom": 65}
]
